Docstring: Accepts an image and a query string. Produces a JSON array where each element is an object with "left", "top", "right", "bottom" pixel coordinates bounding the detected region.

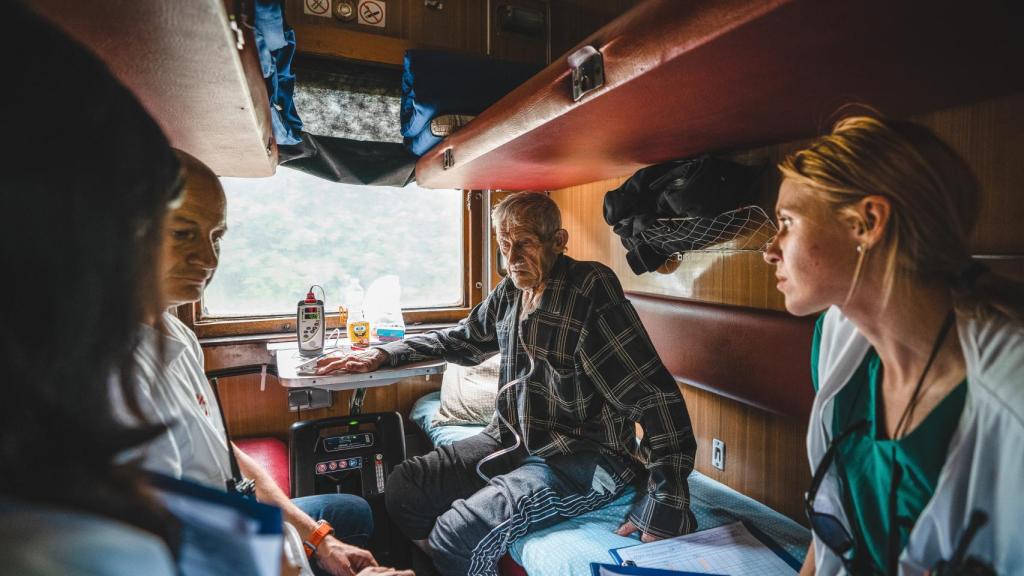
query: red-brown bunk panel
[
  {"left": 33, "top": 0, "right": 277, "bottom": 177},
  {"left": 629, "top": 292, "right": 816, "bottom": 419},
  {"left": 416, "top": 0, "right": 1024, "bottom": 191}
]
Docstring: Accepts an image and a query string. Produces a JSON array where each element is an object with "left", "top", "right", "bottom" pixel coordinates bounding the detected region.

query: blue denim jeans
[
  {"left": 292, "top": 493, "right": 374, "bottom": 575},
  {"left": 386, "top": 433, "right": 628, "bottom": 576}
]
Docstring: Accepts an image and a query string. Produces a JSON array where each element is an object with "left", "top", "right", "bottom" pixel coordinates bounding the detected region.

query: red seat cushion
[
  {"left": 499, "top": 554, "right": 528, "bottom": 576},
  {"left": 235, "top": 437, "right": 290, "bottom": 496}
]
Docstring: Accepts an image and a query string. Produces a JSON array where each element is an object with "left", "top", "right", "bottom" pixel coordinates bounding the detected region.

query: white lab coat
[{"left": 809, "top": 306, "right": 1024, "bottom": 575}]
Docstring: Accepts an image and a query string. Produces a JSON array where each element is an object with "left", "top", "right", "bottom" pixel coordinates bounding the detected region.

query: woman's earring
[{"left": 844, "top": 243, "right": 870, "bottom": 307}]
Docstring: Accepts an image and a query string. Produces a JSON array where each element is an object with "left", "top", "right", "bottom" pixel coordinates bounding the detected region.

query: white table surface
[{"left": 268, "top": 341, "right": 445, "bottom": 391}]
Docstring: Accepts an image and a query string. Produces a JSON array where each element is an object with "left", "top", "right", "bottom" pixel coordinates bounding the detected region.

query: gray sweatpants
[{"left": 385, "top": 432, "right": 630, "bottom": 576}]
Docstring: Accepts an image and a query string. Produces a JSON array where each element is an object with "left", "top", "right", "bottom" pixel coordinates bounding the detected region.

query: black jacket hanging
[{"left": 604, "top": 156, "right": 761, "bottom": 274}]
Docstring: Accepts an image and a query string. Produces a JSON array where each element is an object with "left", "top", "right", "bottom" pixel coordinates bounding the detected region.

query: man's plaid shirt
[{"left": 380, "top": 255, "right": 697, "bottom": 537}]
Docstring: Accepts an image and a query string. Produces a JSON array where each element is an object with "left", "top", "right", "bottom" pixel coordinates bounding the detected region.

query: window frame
[{"left": 183, "top": 189, "right": 485, "bottom": 339}]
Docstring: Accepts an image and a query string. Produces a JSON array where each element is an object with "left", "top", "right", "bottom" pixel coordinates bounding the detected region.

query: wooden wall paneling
[
  {"left": 549, "top": 178, "right": 621, "bottom": 264},
  {"left": 680, "top": 386, "right": 809, "bottom": 525},
  {"left": 291, "top": 24, "right": 414, "bottom": 65},
  {"left": 548, "top": 0, "right": 639, "bottom": 60},
  {"left": 406, "top": 0, "right": 486, "bottom": 55},
  {"left": 489, "top": 0, "right": 549, "bottom": 64},
  {"left": 219, "top": 374, "right": 316, "bottom": 439},
  {"left": 915, "top": 92, "right": 1024, "bottom": 254}
]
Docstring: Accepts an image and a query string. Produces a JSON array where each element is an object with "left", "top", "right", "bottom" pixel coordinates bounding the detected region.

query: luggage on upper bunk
[{"left": 400, "top": 49, "right": 540, "bottom": 156}]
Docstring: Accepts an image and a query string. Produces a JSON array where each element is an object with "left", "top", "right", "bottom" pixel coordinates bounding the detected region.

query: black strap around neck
[
  {"left": 204, "top": 364, "right": 277, "bottom": 493},
  {"left": 892, "top": 311, "right": 956, "bottom": 439}
]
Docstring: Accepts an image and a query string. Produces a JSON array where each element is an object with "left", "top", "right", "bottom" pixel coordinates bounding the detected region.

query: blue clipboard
[
  {"left": 608, "top": 520, "right": 801, "bottom": 573},
  {"left": 147, "top": 472, "right": 282, "bottom": 535},
  {"left": 146, "top": 473, "right": 284, "bottom": 576},
  {"left": 590, "top": 563, "right": 724, "bottom": 576}
]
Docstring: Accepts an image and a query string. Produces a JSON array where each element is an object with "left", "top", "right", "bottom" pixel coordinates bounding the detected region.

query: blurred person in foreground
[{"left": 0, "top": 4, "right": 183, "bottom": 574}]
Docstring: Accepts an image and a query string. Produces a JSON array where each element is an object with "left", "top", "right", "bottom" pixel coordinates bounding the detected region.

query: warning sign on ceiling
[
  {"left": 358, "top": 0, "right": 386, "bottom": 28},
  {"left": 304, "top": 0, "right": 331, "bottom": 18}
]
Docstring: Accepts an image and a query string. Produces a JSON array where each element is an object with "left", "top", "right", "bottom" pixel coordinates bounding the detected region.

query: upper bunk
[
  {"left": 32, "top": 0, "right": 276, "bottom": 177},
  {"left": 414, "top": 0, "right": 1024, "bottom": 191}
]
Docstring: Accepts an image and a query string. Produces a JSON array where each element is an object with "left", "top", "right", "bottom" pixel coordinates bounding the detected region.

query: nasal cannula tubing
[{"left": 476, "top": 331, "right": 536, "bottom": 483}]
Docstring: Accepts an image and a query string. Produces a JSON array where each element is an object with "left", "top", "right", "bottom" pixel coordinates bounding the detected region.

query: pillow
[{"left": 432, "top": 354, "right": 501, "bottom": 426}]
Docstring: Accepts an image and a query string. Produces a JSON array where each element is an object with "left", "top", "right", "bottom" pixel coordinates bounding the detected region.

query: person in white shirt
[
  {"left": 763, "top": 115, "right": 1024, "bottom": 575},
  {"left": 125, "top": 151, "right": 411, "bottom": 576}
]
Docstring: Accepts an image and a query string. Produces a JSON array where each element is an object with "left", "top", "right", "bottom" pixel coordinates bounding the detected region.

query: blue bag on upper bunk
[
  {"left": 406, "top": 121, "right": 448, "bottom": 157},
  {"left": 401, "top": 49, "right": 541, "bottom": 155}
]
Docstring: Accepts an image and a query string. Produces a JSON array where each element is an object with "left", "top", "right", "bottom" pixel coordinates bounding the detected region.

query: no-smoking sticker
[
  {"left": 304, "top": 0, "right": 331, "bottom": 18},
  {"left": 358, "top": 0, "right": 386, "bottom": 28}
]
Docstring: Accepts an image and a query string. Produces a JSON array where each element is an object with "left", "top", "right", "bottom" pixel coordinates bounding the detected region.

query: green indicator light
[{"left": 349, "top": 420, "right": 359, "bottom": 426}]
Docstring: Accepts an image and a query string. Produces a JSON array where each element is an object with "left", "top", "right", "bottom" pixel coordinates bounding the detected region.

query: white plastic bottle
[
  {"left": 366, "top": 276, "right": 405, "bottom": 342},
  {"left": 345, "top": 279, "right": 370, "bottom": 346}
]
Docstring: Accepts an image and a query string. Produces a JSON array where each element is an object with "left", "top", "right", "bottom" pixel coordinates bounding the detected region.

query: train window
[{"left": 191, "top": 166, "right": 476, "bottom": 337}]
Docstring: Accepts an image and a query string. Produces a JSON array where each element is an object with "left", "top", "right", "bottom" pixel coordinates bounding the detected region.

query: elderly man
[
  {"left": 318, "top": 192, "right": 697, "bottom": 576},
  {"left": 120, "top": 151, "right": 411, "bottom": 576}
]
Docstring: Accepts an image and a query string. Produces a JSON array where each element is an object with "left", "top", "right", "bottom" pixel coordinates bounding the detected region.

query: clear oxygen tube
[{"left": 475, "top": 332, "right": 537, "bottom": 483}]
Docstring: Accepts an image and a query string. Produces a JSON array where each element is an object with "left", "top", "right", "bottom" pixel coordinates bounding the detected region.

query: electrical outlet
[
  {"left": 711, "top": 438, "right": 726, "bottom": 471},
  {"left": 288, "top": 387, "right": 332, "bottom": 411}
]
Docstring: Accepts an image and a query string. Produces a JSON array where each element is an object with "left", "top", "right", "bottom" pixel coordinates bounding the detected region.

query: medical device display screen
[{"left": 324, "top": 433, "right": 375, "bottom": 452}]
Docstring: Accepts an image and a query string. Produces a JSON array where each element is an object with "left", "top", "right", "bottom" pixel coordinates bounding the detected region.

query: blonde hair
[
  {"left": 492, "top": 192, "right": 562, "bottom": 240},
  {"left": 779, "top": 114, "right": 1023, "bottom": 320}
]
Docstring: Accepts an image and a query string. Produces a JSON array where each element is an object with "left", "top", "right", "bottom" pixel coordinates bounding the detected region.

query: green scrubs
[{"left": 811, "top": 316, "right": 967, "bottom": 574}]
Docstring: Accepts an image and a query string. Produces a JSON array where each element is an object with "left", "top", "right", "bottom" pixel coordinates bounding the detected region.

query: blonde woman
[{"left": 764, "top": 116, "right": 1024, "bottom": 575}]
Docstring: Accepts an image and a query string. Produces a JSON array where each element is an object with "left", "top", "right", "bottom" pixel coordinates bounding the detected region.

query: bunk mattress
[{"left": 410, "top": 391, "right": 810, "bottom": 576}]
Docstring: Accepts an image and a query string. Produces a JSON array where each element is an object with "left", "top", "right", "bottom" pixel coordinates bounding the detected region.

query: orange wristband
[{"left": 303, "top": 519, "right": 335, "bottom": 558}]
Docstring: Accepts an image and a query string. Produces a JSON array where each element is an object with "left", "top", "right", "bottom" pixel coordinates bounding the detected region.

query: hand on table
[
  {"left": 615, "top": 520, "right": 665, "bottom": 543},
  {"left": 316, "top": 348, "right": 389, "bottom": 375}
]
